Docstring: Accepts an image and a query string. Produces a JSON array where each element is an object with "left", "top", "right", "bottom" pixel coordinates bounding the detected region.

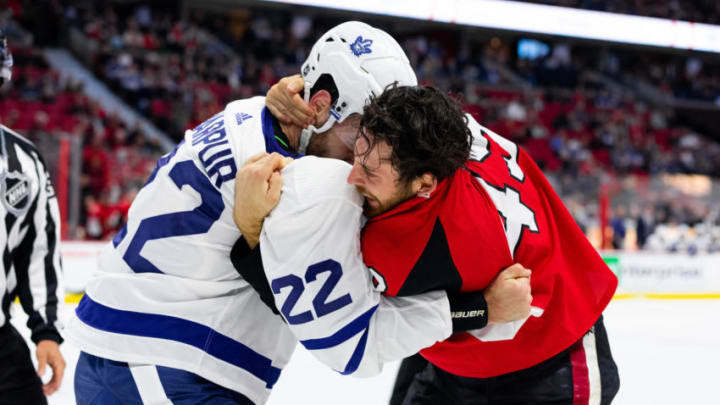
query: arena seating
[
  {"left": 3, "top": 1, "right": 719, "bottom": 250},
  {"left": 0, "top": 45, "right": 161, "bottom": 239}
]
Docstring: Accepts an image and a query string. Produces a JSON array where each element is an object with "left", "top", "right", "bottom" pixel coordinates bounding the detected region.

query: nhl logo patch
[{"left": 2, "top": 171, "right": 31, "bottom": 215}]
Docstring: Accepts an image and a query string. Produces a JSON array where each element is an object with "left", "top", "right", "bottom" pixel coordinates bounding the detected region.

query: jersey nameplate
[{"left": 191, "top": 112, "right": 237, "bottom": 188}]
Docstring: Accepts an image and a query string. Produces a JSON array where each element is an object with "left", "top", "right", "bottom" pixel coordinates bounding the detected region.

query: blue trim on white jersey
[
  {"left": 261, "top": 107, "right": 303, "bottom": 159},
  {"left": 340, "top": 327, "right": 370, "bottom": 375},
  {"left": 300, "top": 305, "right": 378, "bottom": 350},
  {"left": 113, "top": 140, "right": 186, "bottom": 249},
  {"left": 145, "top": 140, "right": 185, "bottom": 185},
  {"left": 75, "top": 295, "right": 282, "bottom": 389},
  {"left": 299, "top": 305, "right": 378, "bottom": 375}
]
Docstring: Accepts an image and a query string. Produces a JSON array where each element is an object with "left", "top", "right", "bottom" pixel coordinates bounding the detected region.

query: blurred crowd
[
  {"left": 1, "top": 1, "right": 719, "bottom": 251},
  {"left": 562, "top": 183, "right": 720, "bottom": 254},
  {"left": 521, "top": 0, "right": 720, "bottom": 25},
  {"left": 0, "top": 43, "right": 161, "bottom": 239},
  {"left": 59, "top": 1, "right": 304, "bottom": 141},
  {"left": 67, "top": 5, "right": 240, "bottom": 140}
]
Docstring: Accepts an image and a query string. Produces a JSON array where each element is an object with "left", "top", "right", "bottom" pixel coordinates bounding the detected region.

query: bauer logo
[
  {"left": 350, "top": 36, "right": 373, "bottom": 57},
  {"left": 451, "top": 310, "right": 486, "bottom": 319}
]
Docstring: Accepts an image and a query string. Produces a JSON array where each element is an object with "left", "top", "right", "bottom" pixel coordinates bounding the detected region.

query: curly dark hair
[{"left": 358, "top": 85, "right": 472, "bottom": 185}]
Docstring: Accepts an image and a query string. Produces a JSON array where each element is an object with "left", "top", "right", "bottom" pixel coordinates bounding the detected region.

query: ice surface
[{"left": 10, "top": 298, "right": 720, "bottom": 404}]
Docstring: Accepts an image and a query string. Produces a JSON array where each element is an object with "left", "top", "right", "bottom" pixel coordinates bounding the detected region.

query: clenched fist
[
  {"left": 485, "top": 263, "right": 533, "bottom": 324},
  {"left": 233, "top": 152, "right": 293, "bottom": 248}
]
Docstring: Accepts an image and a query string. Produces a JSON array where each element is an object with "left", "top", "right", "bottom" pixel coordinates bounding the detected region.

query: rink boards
[{"left": 60, "top": 242, "right": 720, "bottom": 300}]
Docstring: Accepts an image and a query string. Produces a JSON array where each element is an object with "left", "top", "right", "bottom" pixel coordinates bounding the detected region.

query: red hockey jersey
[{"left": 360, "top": 127, "right": 617, "bottom": 378}]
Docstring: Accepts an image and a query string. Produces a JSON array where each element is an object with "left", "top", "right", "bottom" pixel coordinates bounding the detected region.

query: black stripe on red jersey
[{"left": 396, "top": 219, "right": 462, "bottom": 296}]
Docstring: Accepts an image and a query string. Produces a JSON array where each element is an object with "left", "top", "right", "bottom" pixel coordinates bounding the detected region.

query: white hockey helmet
[{"left": 298, "top": 21, "right": 417, "bottom": 153}]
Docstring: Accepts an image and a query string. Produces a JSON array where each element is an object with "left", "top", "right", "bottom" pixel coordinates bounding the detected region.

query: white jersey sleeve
[
  {"left": 65, "top": 99, "right": 301, "bottom": 404},
  {"left": 260, "top": 156, "right": 452, "bottom": 377}
]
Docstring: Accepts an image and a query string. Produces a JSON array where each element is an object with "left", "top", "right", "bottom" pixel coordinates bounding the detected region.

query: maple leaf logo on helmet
[{"left": 350, "top": 36, "right": 373, "bottom": 57}]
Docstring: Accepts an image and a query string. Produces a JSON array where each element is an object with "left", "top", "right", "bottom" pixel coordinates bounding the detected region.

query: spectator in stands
[{"left": 636, "top": 205, "right": 656, "bottom": 249}]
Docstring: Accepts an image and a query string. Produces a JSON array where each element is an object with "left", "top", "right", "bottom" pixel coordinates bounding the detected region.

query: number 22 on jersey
[
  {"left": 113, "top": 113, "right": 236, "bottom": 274},
  {"left": 271, "top": 259, "right": 353, "bottom": 325}
]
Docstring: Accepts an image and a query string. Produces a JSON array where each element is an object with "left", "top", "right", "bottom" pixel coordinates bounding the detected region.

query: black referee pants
[
  {"left": 0, "top": 324, "right": 47, "bottom": 405},
  {"left": 392, "top": 316, "right": 619, "bottom": 405}
]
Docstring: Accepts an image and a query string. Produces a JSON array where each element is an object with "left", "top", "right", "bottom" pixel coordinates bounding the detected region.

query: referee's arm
[
  {"left": 14, "top": 155, "right": 63, "bottom": 344},
  {"left": 13, "top": 153, "right": 65, "bottom": 395}
]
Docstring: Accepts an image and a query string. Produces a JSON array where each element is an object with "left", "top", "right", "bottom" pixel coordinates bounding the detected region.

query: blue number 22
[
  {"left": 117, "top": 160, "right": 224, "bottom": 273},
  {"left": 271, "top": 259, "right": 353, "bottom": 325}
]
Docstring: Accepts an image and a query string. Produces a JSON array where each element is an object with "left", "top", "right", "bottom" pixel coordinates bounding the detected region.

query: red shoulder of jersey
[{"left": 360, "top": 166, "right": 511, "bottom": 296}]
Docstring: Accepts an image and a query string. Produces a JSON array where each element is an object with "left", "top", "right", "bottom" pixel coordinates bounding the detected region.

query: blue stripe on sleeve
[
  {"left": 339, "top": 327, "right": 370, "bottom": 375},
  {"left": 299, "top": 305, "right": 378, "bottom": 375},
  {"left": 300, "top": 305, "right": 378, "bottom": 350},
  {"left": 75, "top": 295, "right": 282, "bottom": 388}
]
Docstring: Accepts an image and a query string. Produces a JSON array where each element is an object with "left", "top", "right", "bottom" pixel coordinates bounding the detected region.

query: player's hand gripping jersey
[
  {"left": 258, "top": 156, "right": 453, "bottom": 377},
  {"left": 64, "top": 98, "right": 301, "bottom": 404},
  {"left": 361, "top": 117, "right": 618, "bottom": 378}
]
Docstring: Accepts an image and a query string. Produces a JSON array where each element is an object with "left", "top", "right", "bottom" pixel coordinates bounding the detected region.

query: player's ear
[
  {"left": 413, "top": 173, "right": 437, "bottom": 198},
  {"left": 308, "top": 90, "right": 332, "bottom": 127}
]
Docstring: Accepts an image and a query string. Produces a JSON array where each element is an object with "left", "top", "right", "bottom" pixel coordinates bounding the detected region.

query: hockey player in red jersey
[
  {"left": 346, "top": 85, "right": 619, "bottom": 404},
  {"left": 237, "top": 82, "right": 619, "bottom": 403}
]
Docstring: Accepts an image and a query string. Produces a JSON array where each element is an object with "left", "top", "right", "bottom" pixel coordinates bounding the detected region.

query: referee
[{"left": 0, "top": 30, "right": 65, "bottom": 404}]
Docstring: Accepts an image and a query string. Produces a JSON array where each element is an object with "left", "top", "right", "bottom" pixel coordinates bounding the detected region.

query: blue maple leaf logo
[{"left": 350, "top": 36, "right": 373, "bottom": 57}]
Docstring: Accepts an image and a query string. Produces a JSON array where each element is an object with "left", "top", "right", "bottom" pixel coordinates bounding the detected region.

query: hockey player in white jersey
[
  {"left": 64, "top": 22, "right": 515, "bottom": 405},
  {"left": 229, "top": 36, "right": 536, "bottom": 385}
]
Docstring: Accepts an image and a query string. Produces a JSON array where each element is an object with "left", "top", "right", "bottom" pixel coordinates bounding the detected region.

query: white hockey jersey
[
  {"left": 259, "top": 156, "right": 452, "bottom": 377},
  {"left": 64, "top": 97, "right": 296, "bottom": 404},
  {"left": 64, "top": 97, "right": 452, "bottom": 404}
]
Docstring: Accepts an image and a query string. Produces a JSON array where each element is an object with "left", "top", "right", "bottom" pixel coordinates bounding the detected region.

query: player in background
[
  {"left": 0, "top": 30, "right": 65, "bottom": 404},
  {"left": 253, "top": 80, "right": 620, "bottom": 403},
  {"left": 63, "top": 21, "right": 520, "bottom": 405}
]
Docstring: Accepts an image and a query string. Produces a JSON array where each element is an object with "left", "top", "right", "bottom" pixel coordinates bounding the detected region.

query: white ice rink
[{"left": 11, "top": 298, "right": 720, "bottom": 404}]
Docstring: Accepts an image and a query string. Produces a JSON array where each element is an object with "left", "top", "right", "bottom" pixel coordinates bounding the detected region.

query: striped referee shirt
[{"left": 0, "top": 124, "right": 63, "bottom": 344}]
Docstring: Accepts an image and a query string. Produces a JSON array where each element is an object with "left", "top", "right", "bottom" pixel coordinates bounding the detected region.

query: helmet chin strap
[
  {"left": 298, "top": 128, "right": 313, "bottom": 154},
  {"left": 298, "top": 116, "right": 336, "bottom": 154}
]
